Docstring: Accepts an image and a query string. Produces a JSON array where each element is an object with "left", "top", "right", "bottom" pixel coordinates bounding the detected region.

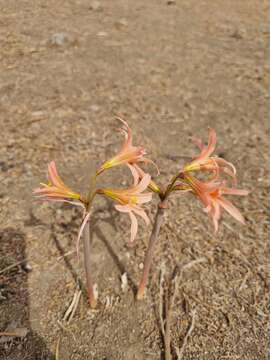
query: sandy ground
[{"left": 0, "top": 0, "right": 270, "bottom": 359}]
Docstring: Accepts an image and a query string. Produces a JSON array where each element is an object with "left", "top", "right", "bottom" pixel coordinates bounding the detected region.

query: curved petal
[
  {"left": 217, "top": 197, "right": 245, "bottom": 224},
  {"left": 132, "top": 206, "right": 150, "bottom": 225},
  {"left": 192, "top": 136, "right": 205, "bottom": 151},
  {"left": 136, "top": 192, "right": 152, "bottom": 204},
  {"left": 215, "top": 157, "right": 236, "bottom": 175},
  {"left": 132, "top": 174, "right": 151, "bottom": 193},
  {"left": 117, "top": 117, "right": 133, "bottom": 150},
  {"left": 48, "top": 161, "right": 66, "bottom": 189},
  {"left": 213, "top": 216, "right": 219, "bottom": 233},
  {"left": 212, "top": 199, "right": 221, "bottom": 222},
  {"left": 47, "top": 199, "right": 85, "bottom": 207},
  {"left": 221, "top": 188, "right": 250, "bottom": 196},
  {"left": 128, "top": 211, "right": 138, "bottom": 244},
  {"left": 115, "top": 204, "right": 132, "bottom": 213},
  {"left": 127, "top": 163, "right": 140, "bottom": 186},
  {"left": 141, "top": 157, "right": 160, "bottom": 176},
  {"left": 195, "top": 128, "right": 217, "bottom": 162}
]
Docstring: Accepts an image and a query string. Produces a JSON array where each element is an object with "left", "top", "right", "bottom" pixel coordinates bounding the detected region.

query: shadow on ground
[{"left": 0, "top": 228, "right": 54, "bottom": 359}]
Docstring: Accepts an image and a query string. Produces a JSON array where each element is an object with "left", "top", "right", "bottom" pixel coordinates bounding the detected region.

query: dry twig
[
  {"left": 55, "top": 337, "right": 61, "bottom": 360},
  {"left": 0, "top": 259, "right": 29, "bottom": 275},
  {"left": 175, "top": 310, "right": 196, "bottom": 360},
  {"left": 159, "top": 259, "right": 203, "bottom": 360},
  {"left": 62, "top": 286, "right": 82, "bottom": 323}
]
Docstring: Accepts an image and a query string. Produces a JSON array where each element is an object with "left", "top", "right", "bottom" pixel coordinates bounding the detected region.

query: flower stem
[
  {"left": 83, "top": 220, "right": 97, "bottom": 308},
  {"left": 137, "top": 199, "right": 168, "bottom": 300}
]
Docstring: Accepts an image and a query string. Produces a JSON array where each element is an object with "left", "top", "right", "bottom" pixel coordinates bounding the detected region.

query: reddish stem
[
  {"left": 137, "top": 199, "right": 168, "bottom": 299},
  {"left": 83, "top": 221, "right": 97, "bottom": 308}
]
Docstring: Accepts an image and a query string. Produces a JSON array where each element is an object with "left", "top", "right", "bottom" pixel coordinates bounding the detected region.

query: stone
[
  {"left": 89, "top": 1, "right": 102, "bottom": 11},
  {"left": 49, "top": 33, "right": 77, "bottom": 47}
]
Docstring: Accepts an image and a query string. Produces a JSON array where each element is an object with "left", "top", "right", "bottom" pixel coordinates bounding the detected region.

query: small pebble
[
  {"left": 21, "top": 262, "right": 33, "bottom": 273},
  {"left": 90, "top": 104, "right": 100, "bottom": 112},
  {"left": 115, "top": 18, "right": 128, "bottom": 29},
  {"left": 121, "top": 273, "right": 128, "bottom": 292},
  {"left": 49, "top": 33, "right": 77, "bottom": 47},
  {"left": 89, "top": 1, "right": 102, "bottom": 11},
  {"left": 97, "top": 31, "right": 108, "bottom": 37}
]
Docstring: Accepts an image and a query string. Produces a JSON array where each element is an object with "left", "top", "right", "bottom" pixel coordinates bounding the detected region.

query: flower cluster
[
  {"left": 33, "top": 118, "right": 155, "bottom": 246},
  {"left": 175, "top": 128, "right": 249, "bottom": 231},
  {"left": 33, "top": 119, "right": 249, "bottom": 306},
  {"left": 34, "top": 122, "right": 249, "bottom": 245}
]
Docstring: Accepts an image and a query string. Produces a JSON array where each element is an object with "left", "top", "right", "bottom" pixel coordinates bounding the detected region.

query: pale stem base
[{"left": 137, "top": 201, "right": 167, "bottom": 300}]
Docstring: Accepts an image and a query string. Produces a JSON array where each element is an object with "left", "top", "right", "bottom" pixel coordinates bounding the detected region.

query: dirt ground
[{"left": 0, "top": 0, "right": 270, "bottom": 359}]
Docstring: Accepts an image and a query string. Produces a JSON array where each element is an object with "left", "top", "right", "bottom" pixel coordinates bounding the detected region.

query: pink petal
[
  {"left": 115, "top": 204, "right": 132, "bottom": 213},
  {"left": 48, "top": 199, "right": 84, "bottom": 207},
  {"left": 132, "top": 206, "right": 150, "bottom": 225},
  {"left": 128, "top": 211, "right": 138, "bottom": 244},
  {"left": 215, "top": 157, "right": 236, "bottom": 175},
  {"left": 76, "top": 212, "right": 91, "bottom": 258},
  {"left": 133, "top": 174, "right": 151, "bottom": 193},
  {"left": 213, "top": 216, "right": 219, "bottom": 233},
  {"left": 207, "top": 201, "right": 220, "bottom": 233},
  {"left": 217, "top": 197, "right": 245, "bottom": 224},
  {"left": 141, "top": 157, "right": 160, "bottom": 176},
  {"left": 221, "top": 188, "right": 250, "bottom": 196},
  {"left": 48, "top": 161, "right": 66, "bottom": 189},
  {"left": 136, "top": 192, "right": 152, "bottom": 204},
  {"left": 212, "top": 200, "right": 221, "bottom": 222},
  {"left": 192, "top": 136, "right": 205, "bottom": 151},
  {"left": 195, "top": 128, "right": 217, "bottom": 162},
  {"left": 117, "top": 117, "right": 133, "bottom": 150},
  {"left": 114, "top": 205, "right": 139, "bottom": 245},
  {"left": 127, "top": 163, "right": 139, "bottom": 186}
]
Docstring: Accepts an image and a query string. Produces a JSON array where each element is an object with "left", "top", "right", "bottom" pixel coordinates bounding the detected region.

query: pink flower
[
  {"left": 96, "top": 118, "right": 156, "bottom": 176},
  {"left": 33, "top": 161, "right": 83, "bottom": 203},
  {"left": 183, "top": 174, "right": 249, "bottom": 232},
  {"left": 97, "top": 174, "right": 152, "bottom": 244},
  {"left": 33, "top": 161, "right": 89, "bottom": 255},
  {"left": 130, "top": 163, "right": 161, "bottom": 194},
  {"left": 184, "top": 128, "right": 236, "bottom": 182}
]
